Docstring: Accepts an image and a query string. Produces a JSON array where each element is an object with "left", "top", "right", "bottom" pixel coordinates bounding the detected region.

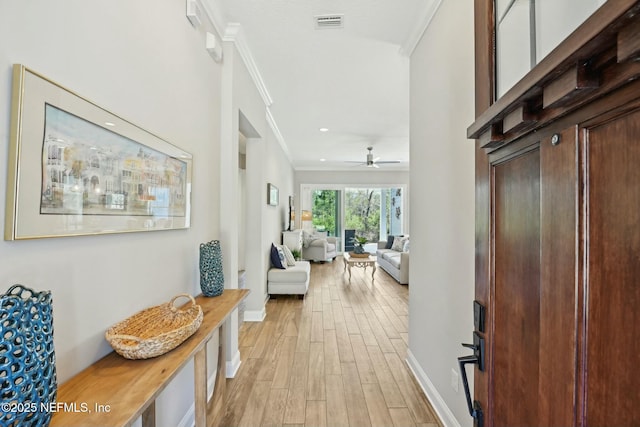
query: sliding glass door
[
  {"left": 344, "top": 188, "right": 403, "bottom": 252},
  {"left": 303, "top": 185, "right": 405, "bottom": 253}
]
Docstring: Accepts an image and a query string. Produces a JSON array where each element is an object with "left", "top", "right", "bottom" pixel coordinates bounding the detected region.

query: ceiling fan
[{"left": 346, "top": 146, "right": 401, "bottom": 168}]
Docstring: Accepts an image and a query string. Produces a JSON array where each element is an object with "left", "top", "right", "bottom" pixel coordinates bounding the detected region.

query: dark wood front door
[
  {"left": 469, "top": 2, "right": 640, "bottom": 426},
  {"left": 489, "top": 126, "right": 579, "bottom": 426},
  {"left": 479, "top": 111, "right": 640, "bottom": 426}
]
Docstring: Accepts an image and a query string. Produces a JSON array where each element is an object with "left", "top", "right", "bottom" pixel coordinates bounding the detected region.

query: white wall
[
  {"left": 264, "top": 132, "right": 295, "bottom": 248},
  {"left": 262, "top": 129, "right": 295, "bottom": 295},
  {"left": 218, "top": 40, "right": 295, "bottom": 322},
  {"left": 242, "top": 126, "right": 295, "bottom": 320},
  {"left": 407, "top": 0, "right": 475, "bottom": 426},
  {"left": 238, "top": 165, "right": 247, "bottom": 272},
  {"left": 0, "top": 1, "right": 234, "bottom": 426},
  {"left": 295, "top": 170, "right": 409, "bottom": 187}
]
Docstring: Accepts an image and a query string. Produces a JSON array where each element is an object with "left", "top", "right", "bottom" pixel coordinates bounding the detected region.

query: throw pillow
[
  {"left": 270, "top": 243, "right": 286, "bottom": 269},
  {"left": 276, "top": 246, "right": 288, "bottom": 269},
  {"left": 385, "top": 235, "right": 395, "bottom": 249},
  {"left": 391, "top": 236, "right": 405, "bottom": 252},
  {"left": 302, "top": 230, "right": 312, "bottom": 247},
  {"left": 302, "top": 230, "right": 320, "bottom": 248},
  {"left": 280, "top": 245, "right": 297, "bottom": 266},
  {"left": 402, "top": 238, "right": 410, "bottom": 253}
]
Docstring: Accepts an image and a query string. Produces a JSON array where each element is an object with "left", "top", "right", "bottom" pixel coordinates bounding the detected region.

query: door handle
[{"left": 458, "top": 332, "right": 484, "bottom": 427}]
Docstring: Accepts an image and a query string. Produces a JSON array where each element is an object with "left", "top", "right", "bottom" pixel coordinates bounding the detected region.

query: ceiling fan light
[{"left": 344, "top": 146, "right": 399, "bottom": 168}]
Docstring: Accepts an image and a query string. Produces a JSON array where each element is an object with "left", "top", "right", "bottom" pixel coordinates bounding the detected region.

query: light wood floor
[{"left": 214, "top": 256, "right": 441, "bottom": 427}]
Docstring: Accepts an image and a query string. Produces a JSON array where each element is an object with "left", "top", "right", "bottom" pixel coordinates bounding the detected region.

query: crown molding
[
  {"left": 399, "top": 0, "right": 444, "bottom": 57},
  {"left": 266, "top": 107, "right": 293, "bottom": 163},
  {"left": 200, "top": 2, "right": 289, "bottom": 160},
  {"left": 199, "top": 0, "right": 225, "bottom": 37},
  {"left": 223, "top": 23, "right": 274, "bottom": 107}
]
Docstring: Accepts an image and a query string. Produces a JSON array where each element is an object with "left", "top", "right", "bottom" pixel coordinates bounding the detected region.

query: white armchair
[{"left": 302, "top": 232, "right": 338, "bottom": 262}]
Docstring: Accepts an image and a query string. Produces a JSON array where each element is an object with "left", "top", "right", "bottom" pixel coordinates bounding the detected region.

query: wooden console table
[{"left": 50, "top": 289, "right": 249, "bottom": 427}]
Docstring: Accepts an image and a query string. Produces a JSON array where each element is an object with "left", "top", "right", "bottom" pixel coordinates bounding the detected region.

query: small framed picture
[{"left": 267, "top": 183, "right": 279, "bottom": 206}]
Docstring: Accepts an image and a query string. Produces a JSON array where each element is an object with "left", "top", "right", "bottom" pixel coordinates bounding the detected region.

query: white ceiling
[{"left": 209, "top": 0, "right": 440, "bottom": 171}]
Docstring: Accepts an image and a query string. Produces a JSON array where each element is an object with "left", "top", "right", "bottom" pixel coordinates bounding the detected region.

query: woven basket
[
  {"left": 105, "top": 294, "right": 203, "bottom": 360},
  {"left": 349, "top": 251, "right": 371, "bottom": 258}
]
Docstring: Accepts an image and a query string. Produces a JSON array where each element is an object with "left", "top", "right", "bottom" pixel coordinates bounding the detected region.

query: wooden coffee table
[{"left": 343, "top": 252, "right": 377, "bottom": 281}]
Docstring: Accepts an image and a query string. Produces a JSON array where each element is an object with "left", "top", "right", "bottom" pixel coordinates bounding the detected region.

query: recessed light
[
  {"left": 105, "top": 122, "right": 115, "bottom": 127},
  {"left": 319, "top": 127, "right": 329, "bottom": 132},
  {"left": 320, "top": 158, "right": 326, "bottom": 162}
]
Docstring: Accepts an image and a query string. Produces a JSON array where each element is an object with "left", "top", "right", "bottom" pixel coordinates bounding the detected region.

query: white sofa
[
  {"left": 376, "top": 240, "right": 409, "bottom": 284},
  {"left": 268, "top": 260, "right": 310, "bottom": 296}
]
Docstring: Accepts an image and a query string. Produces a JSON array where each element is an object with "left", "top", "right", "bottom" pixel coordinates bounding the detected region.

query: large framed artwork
[{"left": 5, "top": 65, "right": 193, "bottom": 240}]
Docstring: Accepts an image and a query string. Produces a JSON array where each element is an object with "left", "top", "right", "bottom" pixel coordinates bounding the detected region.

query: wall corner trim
[
  {"left": 266, "top": 107, "right": 293, "bottom": 163},
  {"left": 243, "top": 307, "right": 267, "bottom": 322},
  {"left": 173, "top": 370, "right": 223, "bottom": 426},
  {"left": 176, "top": 400, "right": 195, "bottom": 427},
  {"left": 199, "top": 0, "right": 225, "bottom": 37},
  {"left": 406, "top": 349, "right": 462, "bottom": 427},
  {"left": 399, "top": 0, "right": 444, "bottom": 57},
  {"left": 201, "top": 4, "right": 292, "bottom": 166},
  {"left": 223, "top": 23, "right": 274, "bottom": 108},
  {"left": 226, "top": 350, "right": 242, "bottom": 378}
]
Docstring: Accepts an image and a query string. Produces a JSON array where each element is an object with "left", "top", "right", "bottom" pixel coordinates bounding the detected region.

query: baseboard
[
  {"left": 208, "top": 371, "right": 216, "bottom": 401},
  {"left": 226, "top": 349, "right": 241, "bottom": 378},
  {"left": 243, "top": 308, "right": 266, "bottom": 322},
  {"left": 176, "top": 401, "right": 195, "bottom": 427},
  {"left": 406, "top": 350, "right": 461, "bottom": 427},
  {"left": 174, "top": 370, "right": 217, "bottom": 427}
]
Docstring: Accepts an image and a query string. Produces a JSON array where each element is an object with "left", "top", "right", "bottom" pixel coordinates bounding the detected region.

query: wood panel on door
[
  {"left": 493, "top": 148, "right": 541, "bottom": 426},
  {"left": 538, "top": 127, "right": 579, "bottom": 426},
  {"left": 491, "top": 127, "right": 579, "bottom": 426},
  {"left": 585, "top": 108, "right": 640, "bottom": 426}
]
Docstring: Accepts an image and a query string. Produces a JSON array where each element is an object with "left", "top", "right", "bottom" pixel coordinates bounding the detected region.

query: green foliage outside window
[
  {"left": 312, "top": 190, "right": 337, "bottom": 235},
  {"left": 344, "top": 189, "right": 384, "bottom": 244},
  {"left": 311, "top": 188, "right": 393, "bottom": 244}
]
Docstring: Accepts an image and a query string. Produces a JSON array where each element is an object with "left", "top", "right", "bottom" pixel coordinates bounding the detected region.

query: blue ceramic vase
[
  {"left": 0, "top": 285, "right": 57, "bottom": 427},
  {"left": 199, "top": 240, "right": 224, "bottom": 297}
]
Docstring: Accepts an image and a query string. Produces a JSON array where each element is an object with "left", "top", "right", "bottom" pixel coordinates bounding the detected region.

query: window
[
  {"left": 495, "top": 0, "right": 605, "bottom": 98},
  {"left": 304, "top": 184, "right": 405, "bottom": 252},
  {"left": 345, "top": 188, "right": 403, "bottom": 249},
  {"left": 311, "top": 190, "right": 340, "bottom": 237}
]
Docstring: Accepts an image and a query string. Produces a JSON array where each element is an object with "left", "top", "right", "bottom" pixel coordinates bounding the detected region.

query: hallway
[{"left": 216, "top": 258, "right": 441, "bottom": 427}]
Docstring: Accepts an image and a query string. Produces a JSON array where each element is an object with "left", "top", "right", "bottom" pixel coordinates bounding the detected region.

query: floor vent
[{"left": 314, "top": 14, "right": 344, "bottom": 29}]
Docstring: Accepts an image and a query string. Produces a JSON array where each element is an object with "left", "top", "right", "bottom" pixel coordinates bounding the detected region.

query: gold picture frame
[{"left": 5, "top": 65, "right": 193, "bottom": 240}]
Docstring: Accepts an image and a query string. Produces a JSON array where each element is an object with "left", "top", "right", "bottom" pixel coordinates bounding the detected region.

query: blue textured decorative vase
[
  {"left": 0, "top": 285, "right": 57, "bottom": 427},
  {"left": 199, "top": 240, "right": 224, "bottom": 297}
]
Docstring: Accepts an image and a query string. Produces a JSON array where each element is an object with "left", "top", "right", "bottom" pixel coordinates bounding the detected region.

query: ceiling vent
[{"left": 314, "top": 14, "right": 344, "bottom": 29}]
